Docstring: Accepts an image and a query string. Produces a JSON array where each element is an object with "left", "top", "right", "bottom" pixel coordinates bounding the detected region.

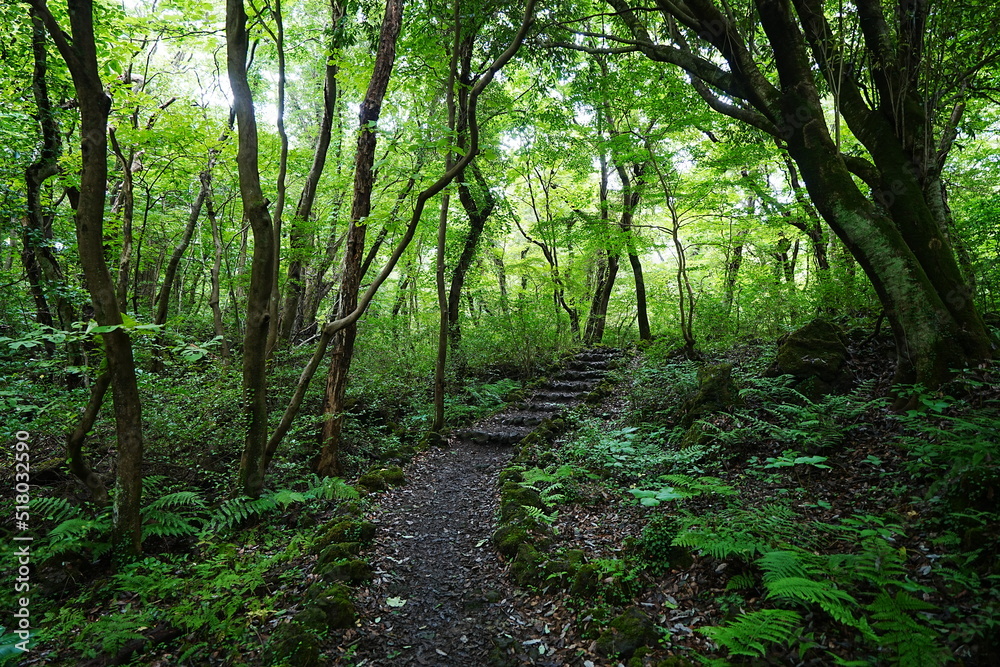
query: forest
[{"left": 1, "top": 0, "right": 998, "bottom": 664}]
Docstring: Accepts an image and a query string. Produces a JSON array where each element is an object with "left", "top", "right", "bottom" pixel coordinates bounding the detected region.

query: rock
[
  {"left": 595, "top": 606, "right": 658, "bottom": 659},
  {"left": 314, "top": 519, "right": 376, "bottom": 551},
  {"left": 767, "top": 318, "right": 851, "bottom": 396},
  {"left": 570, "top": 563, "right": 600, "bottom": 598},
  {"left": 357, "top": 465, "right": 406, "bottom": 492},
  {"left": 499, "top": 483, "right": 546, "bottom": 523},
  {"left": 316, "top": 558, "right": 373, "bottom": 584},
  {"left": 309, "top": 583, "right": 356, "bottom": 628},
  {"left": 510, "top": 543, "right": 543, "bottom": 586},
  {"left": 261, "top": 621, "right": 320, "bottom": 667},
  {"left": 316, "top": 541, "right": 362, "bottom": 565},
  {"left": 493, "top": 524, "right": 530, "bottom": 557},
  {"left": 680, "top": 362, "right": 739, "bottom": 427}
]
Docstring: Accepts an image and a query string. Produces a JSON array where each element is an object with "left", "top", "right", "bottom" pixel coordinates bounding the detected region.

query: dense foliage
[{"left": 1, "top": 0, "right": 997, "bottom": 663}]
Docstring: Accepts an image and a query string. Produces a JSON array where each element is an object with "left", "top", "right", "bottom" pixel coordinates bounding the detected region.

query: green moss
[
  {"left": 499, "top": 483, "right": 545, "bottom": 523},
  {"left": 595, "top": 607, "right": 658, "bottom": 659},
  {"left": 510, "top": 543, "right": 543, "bottom": 586},
  {"left": 768, "top": 318, "right": 851, "bottom": 395},
  {"left": 314, "top": 519, "right": 375, "bottom": 551},
  {"left": 316, "top": 541, "right": 362, "bottom": 565},
  {"left": 570, "top": 563, "right": 600, "bottom": 598},
  {"left": 309, "top": 583, "right": 356, "bottom": 628},
  {"left": 316, "top": 558, "right": 373, "bottom": 584},
  {"left": 493, "top": 524, "right": 530, "bottom": 557},
  {"left": 261, "top": 621, "right": 320, "bottom": 667},
  {"left": 681, "top": 363, "right": 738, "bottom": 426}
]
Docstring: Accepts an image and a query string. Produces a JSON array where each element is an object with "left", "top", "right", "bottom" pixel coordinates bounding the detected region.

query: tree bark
[
  {"left": 206, "top": 191, "right": 230, "bottom": 360},
  {"left": 228, "top": 0, "right": 277, "bottom": 496},
  {"left": 317, "top": 0, "right": 404, "bottom": 477},
  {"left": 22, "top": 7, "right": 81, "bottom": 371},
  {"left": 66, "top": 371, "right": 111, "bottom": 504},
  {"left": 30, "top": 0, "right": 146, "bottom": 555}
]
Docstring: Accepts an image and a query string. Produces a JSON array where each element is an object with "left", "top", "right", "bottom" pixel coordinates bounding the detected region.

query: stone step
[
  {"left": 545, "top": 379, "right": 595, "bottom": 393},
  {"left": 457, "top": 428, "right": 531, "bottom": 446},
  {"left": 495, "top": 412, "right": 551, "bottom": 428},
  {"left": 556, "top": 369, "right": 606, "bottom": 381},
  {"left": 530, "top": 391, "right": 584, "bottom": 404}
]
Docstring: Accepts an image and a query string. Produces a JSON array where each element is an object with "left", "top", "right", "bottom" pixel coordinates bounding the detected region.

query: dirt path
[{"left": 339, "top": 349, "right": 618, "bottom": 666}]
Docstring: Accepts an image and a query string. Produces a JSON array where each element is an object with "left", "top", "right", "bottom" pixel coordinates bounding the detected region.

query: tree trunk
[
  {"left": 31, "top": 0, "right": 146, "bottom": 555},
  {"left": 228, "top": 0, "right": 277, "bottom": 497},
  {"left": 317, "top": 0, "right": 403, "bottom": 477},
  {"left": 279, "top": 0, "right": 344, "bottom": 343},
  {"left": 23, "top": 7, "right": 80, "bottom": 362},
  {"left": 66, "top": 371, "right": 111, "bottom": 504},
  {"left": 206, "top": 192, "right": 230, "bottom": 360},
  {"left": 108, "top": 129, "right": 135, "bottom": 312}
]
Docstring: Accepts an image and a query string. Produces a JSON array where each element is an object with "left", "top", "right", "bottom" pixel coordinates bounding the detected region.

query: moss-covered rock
[
  {"left": 261, "top": 621, "right": 320, "bottom": 667},
  {"left": 499, "top": 483, "right": 546, "bottom": 523},
  {"left": 767, "top": 318, "right": 851, "bottom": 396},
  {"left": 570, "top": 563, "right": 600, "bottom": 598},
  {"left": 595, "top": 606, "right": 658, "bottom": 659},
  {"left": 316, "top": 558, "right": 373, "bottom": 584},
  {"left": 510, "top": 543, "right": 544, "bottom": 586},
  {"left": 308, "top": 583, "right": 356, "bottom": 628},
  {"left": 681, "top": 362, "right": 739, "bottom": 427},
  {"left": 493, "top": 524, "right": 531, "bottom": 557},
  {"left": 314, "top": 519, "right": 376, "bottom": 551},
  {"left": 357, "top": 466, "right": 406, "bottom": 492},
  {"left": 316, "top": 541, "right": 362, "bottom": 565}
]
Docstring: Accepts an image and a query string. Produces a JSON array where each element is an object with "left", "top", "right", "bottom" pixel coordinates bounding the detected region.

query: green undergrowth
[{"left": 496, "top": 345, "right": 1000, "bottom": 665}]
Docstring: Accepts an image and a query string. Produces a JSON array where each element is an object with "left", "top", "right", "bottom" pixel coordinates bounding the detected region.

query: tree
[
  {"left": 29, "top": 0, "right": 146, "bottom": 555},
  {"left": 227, "top": 0, "right": 277, "bottom": 496},
  {"left": 555, "top": 0, "right": 994, "bottom": 390}
]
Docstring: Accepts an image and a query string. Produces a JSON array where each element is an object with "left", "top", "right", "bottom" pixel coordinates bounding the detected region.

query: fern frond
[
  {"left": 725, "top": 573, "right": 757, "bottom": 591},
  {"left": 765, "top": 576, "right": 858, "bottom": 627},
  {"left": 30, "top": 496, "right": 83, "bottom": 524},
  {"left": 699, "top": 609, "right": 802, "bottom": 657},
  {"left": 758, "top": 549, "right": 823, "bottom": 582},
  {"left": 866, "top": 593, "right": 946, "bottom": 666},
  {"left": 145, "top": 491, "right": 206, "bottom": 511},
  {"left": 307, "top": 476, "right": 359, "bottom": 501}
]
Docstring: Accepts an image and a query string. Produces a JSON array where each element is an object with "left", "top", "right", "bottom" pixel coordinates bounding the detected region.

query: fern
[
  {"left": 305, "top": 475, "right": 359, "bottom": 501},
  {"left": 866, "top": 592, "right": 946, "bottom": 667},
  {"left": 30, "top": 496, "right": 84, "bottom": 524},
  {"left": 758, "top": 549, "right": 824, "bottom": 582},
  {"left": 699, "top": 609, "right": 802, "bottom": 657},
  {"left": 206, "top": 496, "right": 279, "bottom": 532},
  {"left": 725, "top": 573, "right": 757, "bottom": 591},
  {"left": 765, "top": 576, "right": 860, "bottom": 628},
  {"left": 674, "top": 503, "right": 803, "bottom": 559}
]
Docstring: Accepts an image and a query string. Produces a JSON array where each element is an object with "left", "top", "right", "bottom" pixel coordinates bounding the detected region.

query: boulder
[
  {"left": 767, "top": 318, "right": 851, "bottom": 396},
  {"left": 595, "top": 606, "right": 659, "bottom": 659},
  {"left": 680, "top": 363, "right": 739, "bottom": 428}
]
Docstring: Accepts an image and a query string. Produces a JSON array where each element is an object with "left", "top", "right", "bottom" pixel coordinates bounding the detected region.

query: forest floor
[{"left": 320, "top": 338, "right": 999, "bottom": 667}]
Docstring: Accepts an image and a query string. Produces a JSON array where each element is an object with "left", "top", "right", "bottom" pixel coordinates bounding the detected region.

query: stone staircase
[{"left": 455, "top": 347, "right": 620, "bottom": 447}]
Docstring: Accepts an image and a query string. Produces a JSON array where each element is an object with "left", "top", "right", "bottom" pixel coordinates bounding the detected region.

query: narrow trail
[{"left": 341, "top": 349, "right": 619, "bottom": 666}]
